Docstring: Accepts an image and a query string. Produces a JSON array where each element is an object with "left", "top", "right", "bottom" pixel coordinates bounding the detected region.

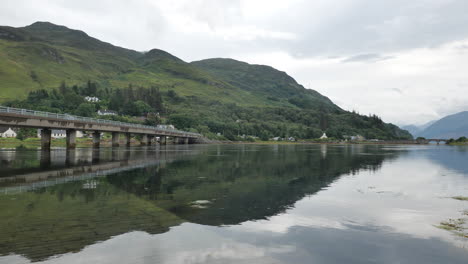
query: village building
[
  {"left": 85, "top": 96, "right": 100, "bottom": 102},
  {"left": 97, "top": 109, "right": 117, "bottom": 116},
  {"left": 350, "top": 135, "right": 365, "bottom": 141},
  {"left": 320, "top": 133, "right": 328, "bottom": 139},
  {"left": 156, "top": 124, "right": 175, "bottom": 130},
  {"left": 0, "top": 126, "right": 17, "bottom": 138},
  {"left": 37, "top": 129, "right": 84, "bottom": 139}
]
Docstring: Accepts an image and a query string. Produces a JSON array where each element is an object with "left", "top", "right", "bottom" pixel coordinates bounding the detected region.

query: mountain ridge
[
  {"left": 0, "top": 21, "right": 412, "bottom": 140},
  {"left": 418, "top": 111, "right": 468, "bottom": 139}
]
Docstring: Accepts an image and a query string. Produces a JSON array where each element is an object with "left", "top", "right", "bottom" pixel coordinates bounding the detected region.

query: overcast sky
[{"left": 2, "top": 0, "right": 468, "bottom": 125}]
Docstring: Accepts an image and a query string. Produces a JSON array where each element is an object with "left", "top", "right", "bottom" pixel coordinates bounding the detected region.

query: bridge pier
[
  {"left": 124, "top": 133, "right": 131, "bottom": 147},
  {"left": 40, "top": 149, "right": 51, "bottom": 168},
  {"left": 112, "top": 132, "right": 120, "bottom": 147},
  {"left": 184, "top": 137, "right": 189, "bottom": 144},
  {"left": 148, "top": 135, "right": 154, "bottom": 146},
  {"left": 65, "top": 149, "right": 76, "bottom": 166},
  {"left": 92, "top": 131, "right": 101, "bottom": 148},
  {"left": 41, "top": 129, "right": 52, "bottom": 150},
  {"left": 66, "top": 129, "right": 77, "bottom": 149},
  {"left": 160, "top": 136, "right": 166, "bottom": 145}
]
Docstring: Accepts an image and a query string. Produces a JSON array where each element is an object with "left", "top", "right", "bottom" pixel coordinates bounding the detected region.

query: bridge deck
[{"left": 0, "top": 106, "right": 200, "bottom": 138}]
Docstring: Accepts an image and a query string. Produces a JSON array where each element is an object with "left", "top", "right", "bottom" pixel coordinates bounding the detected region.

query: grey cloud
[
  {"left": 179, "top": 0, "right": 242, "bottom": 30},
  {"left": 389, "top": 88, "right": 403, "bottom": 95},
  {"left": 265, "top": 0, "right": 468, "bottom": 57},
  {"left": 341, "top": 53, "right": 393, "bottom": 63}
]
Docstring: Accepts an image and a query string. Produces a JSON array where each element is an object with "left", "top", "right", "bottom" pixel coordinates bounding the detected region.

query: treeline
[
  {"left": 163, "top": 94, "right": 411, "bottom": 141},
  {"left": 6, "top": 81, "right": 164, "bottom": 120},
  {"left": 6, "top": 81, "right": 412, "bottom": 141},
  {"left": 447, "top": 137, "right": 468, "bottom": 144}
]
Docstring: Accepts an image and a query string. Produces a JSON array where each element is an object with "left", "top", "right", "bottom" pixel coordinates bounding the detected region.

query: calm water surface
[{"left": 0, "top": 144, "right": 467, "bottom": 263}]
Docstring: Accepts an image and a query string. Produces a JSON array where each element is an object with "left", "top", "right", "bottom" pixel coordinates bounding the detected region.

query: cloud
[
  {"left": 389, "top": 88, "right": 403, "bottom": 95},
  {"left": 342, "top": 53, "right": 393, "bottom": 63}
]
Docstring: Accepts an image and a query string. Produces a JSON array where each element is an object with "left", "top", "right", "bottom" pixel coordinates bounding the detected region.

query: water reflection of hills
[{"left": 0, "top": 144, "right": 403, "bottom": 262}]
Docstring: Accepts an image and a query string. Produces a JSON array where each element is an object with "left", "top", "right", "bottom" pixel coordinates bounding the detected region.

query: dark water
[{"left": 0, "top": 144, "right": 467, "bottom": 264}]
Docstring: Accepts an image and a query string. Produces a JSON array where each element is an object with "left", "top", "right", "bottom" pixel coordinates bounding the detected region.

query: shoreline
[{"left": 2, "top": 138, "right": 466, "bottom": 148}]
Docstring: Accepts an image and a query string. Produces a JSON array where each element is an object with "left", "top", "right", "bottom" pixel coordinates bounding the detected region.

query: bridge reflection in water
[{"left": 0, "top": 144, "right": 404, "bottom": 262}]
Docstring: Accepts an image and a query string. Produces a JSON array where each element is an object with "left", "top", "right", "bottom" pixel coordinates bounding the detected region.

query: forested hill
[{"left": 0, "top": 22, "right": 412, "bottom": 140}]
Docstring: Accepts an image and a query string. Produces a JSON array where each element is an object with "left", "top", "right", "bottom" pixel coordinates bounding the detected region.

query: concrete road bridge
[{"left": 0, "top": 106, "right": 203, "bottom": 149}]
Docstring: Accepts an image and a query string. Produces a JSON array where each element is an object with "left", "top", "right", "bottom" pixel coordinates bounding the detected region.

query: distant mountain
[
  {"left": 402, "top": 120, "right": 436, "bottom": 137},
  {"left": 418, "top": 111, "right": 468, "bottom": 139},
  {"left": 0, "top": 21, "right": 412, "bottom": 140}
]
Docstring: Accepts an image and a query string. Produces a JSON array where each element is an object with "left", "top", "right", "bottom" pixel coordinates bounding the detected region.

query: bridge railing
[{"left": 0, "top": 106, "right": 201, "bottom": 138}]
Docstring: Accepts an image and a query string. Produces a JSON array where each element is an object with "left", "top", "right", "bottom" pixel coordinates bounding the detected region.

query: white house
[
  {"left": 85, "top": 96, "right": 100, "bottom": 102},
  {"left": 37, "top": 129, "right": 84, "bottom": 139},
  {"left": 320, "top": 133, "right": 328, "bottom": 139},
  {"left": 0, "top": 127, "right": 17, "bottom": 138},
  {"left": 97, "top": 109, "right": 117, "bottom": 116},
  {"left": 156, "top": 124, "right": 175, "bottom": 130},
  {"left": 350, "top": 135, "right": 365, "bottom": 141}
]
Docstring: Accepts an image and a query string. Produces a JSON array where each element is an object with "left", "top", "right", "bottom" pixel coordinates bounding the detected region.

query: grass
[
  {"left": 437, "top": 218, "right": 468, "bottom": 238},
  {"left": 436, "top": 196, "right": 468, "bottom": 238}
]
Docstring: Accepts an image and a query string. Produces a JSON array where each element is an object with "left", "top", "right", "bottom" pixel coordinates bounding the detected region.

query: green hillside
[
  {"left": 0, "top": 22, "right": 412, "bottom": 140},
  {"left": 191, "top": 58, "right": 338, "bottom": 111}
]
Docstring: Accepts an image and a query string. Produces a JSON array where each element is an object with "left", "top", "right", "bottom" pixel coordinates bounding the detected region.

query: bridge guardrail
[{"left": 0, "top": 106, "right": 201, "bottom": 138}]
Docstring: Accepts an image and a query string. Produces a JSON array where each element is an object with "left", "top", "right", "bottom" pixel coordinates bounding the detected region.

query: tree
[
  {"left": 133, "top": 101, "right": 152, "bottom": 116},
  {"left": 168, "top": 114, "right": 197, "bottom": 130},
  {"left": 16, "top": 128, "right": 37, "bottom": 140},
  {"left": 86, "top": 80, "right": 97, "bottom": 96},
  {"left": 145, "top": 112, "right": 161, "bottom": 126},
  {"left": 75, "top": 103, "right": 96, "bottom": 117}
]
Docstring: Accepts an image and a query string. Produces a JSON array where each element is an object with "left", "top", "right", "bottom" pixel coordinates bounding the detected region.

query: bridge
[
  {"left": 416, "top": 138, "right": 449, "bottom": 144},
  {"left": 0, "top": 106, "right": 203, "bottom": 149}
]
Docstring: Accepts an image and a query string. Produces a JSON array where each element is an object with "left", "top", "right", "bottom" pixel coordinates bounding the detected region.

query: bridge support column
[
  {"left": 184, "top": 137, "right": 189, "bottom": 144},
  {"left": 66, "top": 129, "right": 77, "bottom": 149},
  {"left": 65, "top": 149, "right": 76, "bottom": 166},
  {"left": 41, "top": 129, "right": 52, "bottom": 150},
  {"left": 160, "top": 136, "right": 166, "bottom": 145},
  {"left": 148, "top": 135, "right": 154, "bottom": 146},
  {"left": 112, "top": 132, "right": 120, "bottom": 147},
  {"left": 40, "top": 149, "right": 51, "bottom": 168},
  {"left": 124, "top": 133, "right": 131, "bottom": 147},
  {"left": 92, "top": 131, "right": 101, "bottom": 148},
  {"left": 140, "top": 135, "right": 148, "bottom": 146}
]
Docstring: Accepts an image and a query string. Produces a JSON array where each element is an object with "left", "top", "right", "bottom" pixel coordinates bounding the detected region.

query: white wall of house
[
  {"left": 37, "top": 129, "right": 85, "bottom": 139},
  {"left": 0, "top": 128, "right": 17, "bottom": 138}
]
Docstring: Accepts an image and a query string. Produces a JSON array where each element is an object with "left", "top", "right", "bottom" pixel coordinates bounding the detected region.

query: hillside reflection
[{"left": 0, "top": 144, "right": 402, "bottom": 262}]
